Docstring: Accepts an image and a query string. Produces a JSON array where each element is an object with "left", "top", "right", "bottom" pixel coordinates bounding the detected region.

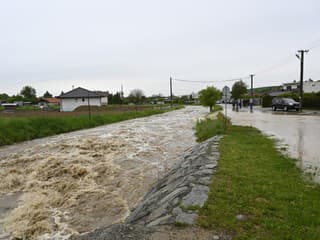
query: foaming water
[{"left": 0, "top": 106, "right": 208, "bottom": 239}]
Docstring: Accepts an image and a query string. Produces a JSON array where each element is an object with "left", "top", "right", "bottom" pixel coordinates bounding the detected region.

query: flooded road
[
  {"left": 0, "top": 106, "right": 208, "bottom": 239},
  {"left": 226, "top": 105, "right": 320, "bottom": 182}
]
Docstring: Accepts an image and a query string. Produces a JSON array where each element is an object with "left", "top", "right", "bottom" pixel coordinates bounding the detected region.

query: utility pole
[
  {"left": 296, "top": 50, "right": 309, "bottom": 112},
  {"left": 87, "top": 91, "right": 91, "bottom": 119},
  {"left": 121, "top": 84, "right": 124, "bottom": 100},
  {"left": 224, "top": 87, "right": 228, "bottom": 131},
  {"left": 170, "top": 76, "right": 173, "bottom": 107},
  {"left": 250, "top": 74, "right": 254, "bottom": 113}
]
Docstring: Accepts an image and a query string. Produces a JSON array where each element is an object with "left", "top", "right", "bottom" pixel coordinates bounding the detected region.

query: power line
[
  {"left": 173, "top": 37, "right": 320, "bottom": 87},
  {"left": 173, "top": 76, "right": 250, "bottom": 83},
  {"left": 254, "top": 37, "right": 320, "bottom": 76},
  {"left": 254, "top": 55, "right": 295, "bottom": 75}
]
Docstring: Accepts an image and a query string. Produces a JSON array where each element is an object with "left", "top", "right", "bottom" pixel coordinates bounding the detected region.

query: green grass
[
  {"left": 16, "top": 105, "right": 41, "bottom": 110},
  {"left": 197, "top": 125, "right": 320, "bottom": 239},
  {"left": 0, "top": 108, "right": 178, "bottom": 146},
  {"left": 213, "top": 104, "right": 223, "bottom": 112}
]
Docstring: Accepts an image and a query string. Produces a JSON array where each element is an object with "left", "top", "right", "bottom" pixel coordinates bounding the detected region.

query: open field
[
  {"left": 0, "top": 105, "right": 172, "bottom": 118},
  {"left": 0, "top": 105, "right": 181, "bottom": 146},
  {"left": 195, "top": 120, "right": 320, "bottom": 239}
]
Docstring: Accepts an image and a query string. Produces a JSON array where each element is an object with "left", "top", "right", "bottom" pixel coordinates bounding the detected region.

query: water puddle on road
[
  {"left": 227, "top": 106, "right": 320, "bottom": 182},
  {"left": 0, "top": 106, "right": 208, "bottom": 239}
]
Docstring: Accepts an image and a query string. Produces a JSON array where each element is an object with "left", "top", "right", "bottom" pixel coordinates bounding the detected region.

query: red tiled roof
[{"left": 45, "top": 98, "right": 60, "bottom": 104}]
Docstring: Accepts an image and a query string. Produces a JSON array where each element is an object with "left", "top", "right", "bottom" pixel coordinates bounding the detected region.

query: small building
[
  {"left": 1, "top": 103, "right": 17, "bottom": 112},
  {"left": 38, "top": 98, "right": 60, "bottom": 109},
  {"left": 59, "top": 87, "right": 103, "bottom": 112}
]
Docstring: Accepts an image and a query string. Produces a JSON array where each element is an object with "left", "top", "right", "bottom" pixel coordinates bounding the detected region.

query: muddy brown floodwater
[
  {"left": 226, "top": 105, "right": 320, "bottom": 182},
  {"left": 0, "top": 106, "right": 208, "bottom": 239}
]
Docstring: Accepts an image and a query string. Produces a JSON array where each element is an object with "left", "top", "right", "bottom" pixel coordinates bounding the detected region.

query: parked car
[{"left": 271, "top": 97, "right": 299, "bottom": 111}]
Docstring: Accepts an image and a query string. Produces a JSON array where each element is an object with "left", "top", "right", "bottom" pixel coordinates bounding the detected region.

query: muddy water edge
[
  {"left": 227, "top": 105, "right": 320, "bottom": 182},
  {"left": 0, "top": 106, "right": 208, "bottom": 239}
]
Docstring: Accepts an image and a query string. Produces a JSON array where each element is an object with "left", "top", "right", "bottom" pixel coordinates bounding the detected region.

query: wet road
[
  {"left": 0, "top": 106, "right": 208, "bottom": 239},
  {"left": 226, "top": 105, "right": 320, "bottom": 182}
]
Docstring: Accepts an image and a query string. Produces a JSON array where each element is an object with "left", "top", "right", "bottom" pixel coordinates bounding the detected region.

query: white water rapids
[{"left": 0, "top": 106, "right": 208, "bottom": 239}]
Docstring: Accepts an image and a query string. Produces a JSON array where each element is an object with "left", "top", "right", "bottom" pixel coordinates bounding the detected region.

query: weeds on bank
[{"left": 195, "top": 112, "right": 231, "bottom": 142}]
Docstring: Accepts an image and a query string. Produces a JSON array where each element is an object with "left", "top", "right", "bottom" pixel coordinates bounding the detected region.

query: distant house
[
  {"left": 304, "top": 80, "right": 320, "bottom": 93},
  {"left": 38, "top": 98, "right": 60, "bottom": 109},
  {"left": 282, "top": 80, "right": 320, "bottom": 93},
  {"left": 282, "top": 81, "right": 300, "bottom": 92},
  {"left": 59, "top": 87, "right": 103, "bottom": 112}
]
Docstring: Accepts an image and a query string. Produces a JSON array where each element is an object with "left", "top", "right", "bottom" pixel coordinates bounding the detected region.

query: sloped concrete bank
[{"left": 73, "top": 136, "right": 223, "bottom": 240}]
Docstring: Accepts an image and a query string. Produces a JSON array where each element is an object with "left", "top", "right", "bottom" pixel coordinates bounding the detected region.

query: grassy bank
[
  {"left": 196, "top": 122, "right": 320, "bottom": 239},
  {"left": 0, "top": 107, "right": 180, "bottom": 146}
]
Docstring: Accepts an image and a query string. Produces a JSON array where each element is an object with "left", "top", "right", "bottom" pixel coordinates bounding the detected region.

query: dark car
[{"left": 272, "top": 97, "right": 299, "bottom": 111}]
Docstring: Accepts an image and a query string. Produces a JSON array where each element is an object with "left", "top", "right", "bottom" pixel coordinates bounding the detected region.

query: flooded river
[
  {"left": 0, "top": 106, "right": 208, "bottom": 239},
  {"left": 226, "top": 105, "right": 320, "bottom": 182}
]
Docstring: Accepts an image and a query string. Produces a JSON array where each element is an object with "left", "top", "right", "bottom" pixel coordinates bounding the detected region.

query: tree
[
  {"left": 7, "top": 94, "right": 24, "bottom": 103},
  {"left": 20, "top": 86, "right": 37, "bottom": 102},
  {"left": 198, "top": 86, "right": 222, "bottom": 112},
  {"left": 43, "top": 91, "right": 53, "bottom": 98},
  {"left": 128, "top": 89, "right": 145, "bottom": 104},
  {"left": 111, "top": 92, "right": 123, "bottom": 104},
  {"left": 0, "top": 93, "right": 9, "bottom": 102},
  {"left": 231, "top": 80, "right": 247, "bottom": 100}
]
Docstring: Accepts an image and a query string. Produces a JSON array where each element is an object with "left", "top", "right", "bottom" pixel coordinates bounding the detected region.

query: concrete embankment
[{"left": 73, "top": 136, "right": 224, "bottom": 240}]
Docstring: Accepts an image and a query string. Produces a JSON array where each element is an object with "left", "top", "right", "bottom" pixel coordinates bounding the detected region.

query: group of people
[{"left": 232, "top": 99, "right": 243, "bottom": 111}]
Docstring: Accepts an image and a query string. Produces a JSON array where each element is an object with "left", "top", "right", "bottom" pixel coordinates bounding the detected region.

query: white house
[
  {"left": 282, "top": 81, "right": 299, "bottom": 92},
  {"left": 94, "top": 91, "right": 109, "bottom": 105},
  {"left": 304, "top": 80, "right": 320, "bottom": 93},
  {"left": 282, "top": 80, "right": 320, "bottom": 93},
  {"left": 59, "top": 87, "right": 103, "bottom": 112}
]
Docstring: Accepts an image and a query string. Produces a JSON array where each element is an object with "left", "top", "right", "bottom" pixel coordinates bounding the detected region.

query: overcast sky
[{"left": 1, "top": 0, "right": 320, "bottom": 97}]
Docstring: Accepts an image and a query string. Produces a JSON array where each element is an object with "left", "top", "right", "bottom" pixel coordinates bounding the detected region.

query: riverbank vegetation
[
  {"left": 195, "top": 111, "right": 231, "bottom": 142},
  {"left": 195, "top": 120, "right": 320, "bottom": 239},
  {"left": 0, "top": 106, "right": 181, "bottom": 146}
]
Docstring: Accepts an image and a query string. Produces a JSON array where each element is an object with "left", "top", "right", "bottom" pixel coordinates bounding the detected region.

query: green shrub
[
  {"left": 262, "top": 94, "right": 273, "bottom": 107},
  {"left": 195, "top": 113, "right": 231, "bottom": 142}
]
